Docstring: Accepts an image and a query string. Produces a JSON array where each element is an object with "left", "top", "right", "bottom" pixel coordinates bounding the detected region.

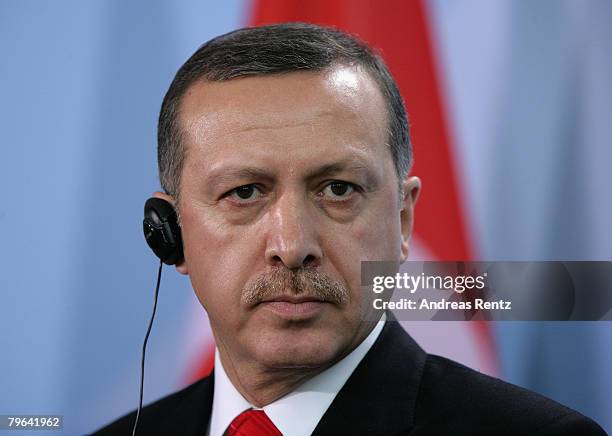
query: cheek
[
  {"left": 322, "top": 198, "right": 402, "bottom": 296},
  {"left": 180, "top": 208, "right": 261, "bottom": 318},
  {"left": 335, "top": 199, "right": 401, "bottom": 260}
]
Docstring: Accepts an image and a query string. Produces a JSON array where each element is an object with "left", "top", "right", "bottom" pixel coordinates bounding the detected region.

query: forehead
[{"left": 178, "top": 66, "right": 390, "bottom": 170}]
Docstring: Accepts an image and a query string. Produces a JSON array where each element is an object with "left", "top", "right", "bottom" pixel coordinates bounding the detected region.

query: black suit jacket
[{"left": 93, "top": 318, "right": 606, "bottom": 435}]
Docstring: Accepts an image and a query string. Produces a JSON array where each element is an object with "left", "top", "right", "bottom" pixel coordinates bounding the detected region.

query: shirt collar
[
  {"left": 208, "top": 313, "right": 386, "bottom": 436},
  {"left": 208, "top": 351, "right": 251, "bottom": 436}
]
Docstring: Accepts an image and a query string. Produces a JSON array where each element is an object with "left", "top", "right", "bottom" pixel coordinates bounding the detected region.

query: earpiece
[
  {"left": 133, "top": 197, "right": 180, "bottom": 435},
  {"left": 143, "top": 197, "right": 183, "bottom": 265}
]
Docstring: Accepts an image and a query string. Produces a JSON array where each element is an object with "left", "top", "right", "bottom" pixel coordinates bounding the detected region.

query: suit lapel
[
  {"left": 312, "top": 315, "right": 426, "bottom": 435},
  {"left": 157, "top": 372, "right": 215, "bottom": 435}
]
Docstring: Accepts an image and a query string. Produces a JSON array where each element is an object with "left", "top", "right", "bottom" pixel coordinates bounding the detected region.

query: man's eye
[
  {"left": 322, "top": 181, "right": 355, "bottom": 199},
  {"left": 229, "top": 185, "right": 261, "bottom": 201}
]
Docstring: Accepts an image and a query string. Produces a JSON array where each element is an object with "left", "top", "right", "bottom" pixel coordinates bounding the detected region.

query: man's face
[{"left": 174, "top": 66, "right": 418, "bottom": 370}]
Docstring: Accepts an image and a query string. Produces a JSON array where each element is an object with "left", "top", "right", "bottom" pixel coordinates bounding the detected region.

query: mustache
[{"left": 242, "top": 267, "right": 350, "bottom": 306}]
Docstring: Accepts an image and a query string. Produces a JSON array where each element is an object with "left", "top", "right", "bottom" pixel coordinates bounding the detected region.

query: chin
[{"left": 250, "top": 328, "right": 346, "bottom": 370}]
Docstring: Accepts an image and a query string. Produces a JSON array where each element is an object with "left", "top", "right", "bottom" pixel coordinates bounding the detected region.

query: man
[{"left": 95, "top": 23, "right": 605, "bottom": 435}]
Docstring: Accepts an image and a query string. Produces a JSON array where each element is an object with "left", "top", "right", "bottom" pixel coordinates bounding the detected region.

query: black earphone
[
  {"left": 132, "top": 197, "right": 184, "bottom": 436},
  {"left": 143, "top": 197, "right": 184, "bottom": 265}
]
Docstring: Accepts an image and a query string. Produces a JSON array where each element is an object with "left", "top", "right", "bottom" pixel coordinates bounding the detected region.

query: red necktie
[{"left": 226, "top": 409, "right": 282, "bottom": 436}]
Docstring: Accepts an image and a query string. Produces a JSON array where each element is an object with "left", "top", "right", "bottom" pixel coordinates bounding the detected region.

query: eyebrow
[
  {"left": 207, "top": 166, "right": 276, "bottom": 188},
  {"left": 212, "top": 167, "right": 273, "bottom": 180},
  {"left": 304, "top": 161, "right": 371, "bottom": 181},
  {"left": 206, "top": 159, "right": 378, "bottom": 191}
]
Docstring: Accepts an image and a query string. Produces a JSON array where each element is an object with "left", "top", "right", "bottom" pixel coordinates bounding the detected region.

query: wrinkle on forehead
[{"left": 218, "top": 110, "right": 339, "bottom": 135}]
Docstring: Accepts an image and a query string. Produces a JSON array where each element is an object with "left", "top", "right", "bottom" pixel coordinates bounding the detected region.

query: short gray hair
[{"left": 158, "top": 22, "right": 412, "bottom": 199}]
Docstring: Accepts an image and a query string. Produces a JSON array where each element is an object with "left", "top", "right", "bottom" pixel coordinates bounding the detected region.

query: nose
[{"left": 264, "top": 191, "right": 322, "bottom": 270}]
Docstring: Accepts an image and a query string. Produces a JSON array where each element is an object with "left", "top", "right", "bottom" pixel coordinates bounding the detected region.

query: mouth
[{"left": 259, "top": 295, "right": 328, "bottom": 319}]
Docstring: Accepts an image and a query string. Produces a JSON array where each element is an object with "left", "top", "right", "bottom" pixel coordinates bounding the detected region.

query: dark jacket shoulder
[
  {"left": 314, "top": 319, "right": 605, "bottom": 435},
  {"left": 413, "top": 353, "right": 605, "bottom": 435},
  {"left": 91, "top": 375, "right": 213, "bottom": 435}
]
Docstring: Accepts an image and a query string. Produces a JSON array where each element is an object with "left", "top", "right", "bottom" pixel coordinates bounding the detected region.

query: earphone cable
[{"left": 132, "top": 259, "right": 163, "bottom": 436}]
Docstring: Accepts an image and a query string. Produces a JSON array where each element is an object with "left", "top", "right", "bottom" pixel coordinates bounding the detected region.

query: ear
[
  {"left": 399, "top": 177, "right": 421, "bottom": 263},
  {"left": 152, "top": 191, "right": 189, "bottom": 275}
]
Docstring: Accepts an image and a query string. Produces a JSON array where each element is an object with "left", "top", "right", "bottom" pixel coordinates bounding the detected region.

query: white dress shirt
[{"left": 207, "top": 313, "right": 386, "bottom": 436}]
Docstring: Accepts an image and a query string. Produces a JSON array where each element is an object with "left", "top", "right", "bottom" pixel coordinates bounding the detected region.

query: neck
[
  {"left": 235, "top": 363, "right": 323, "bottom": 406},
  {"left": 216, "top": 346, "right": 340, "bottom": 407}
]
